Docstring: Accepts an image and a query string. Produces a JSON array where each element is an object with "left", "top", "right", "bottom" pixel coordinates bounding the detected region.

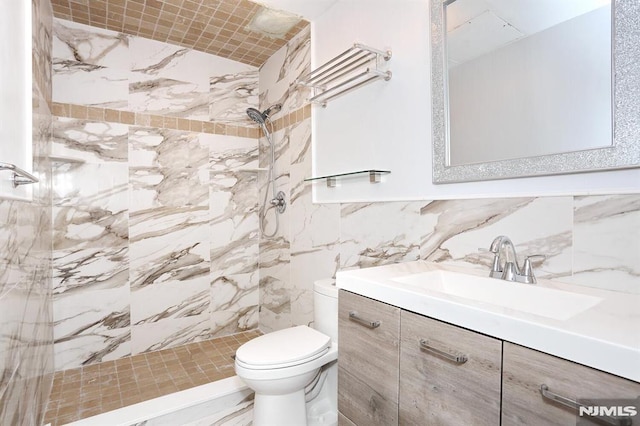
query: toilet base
[{"left": 253, "top": 390, "right": 307, "bottom": 426}]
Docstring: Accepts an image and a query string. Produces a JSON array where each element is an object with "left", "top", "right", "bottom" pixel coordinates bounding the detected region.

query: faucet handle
[
  {"left": 479, "top": 248, "right": 502, "bottom": 278},
  {"left": 501, "top": 262, "right": 518, "bottom": 281},
  {"left": 521, "top": 255, "right": 546, "bottom": 284}
]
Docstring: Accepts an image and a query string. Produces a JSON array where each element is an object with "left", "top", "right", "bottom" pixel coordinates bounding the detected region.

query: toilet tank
[{"left": 313, "top": 279, "right": 338, "bottom": 342}]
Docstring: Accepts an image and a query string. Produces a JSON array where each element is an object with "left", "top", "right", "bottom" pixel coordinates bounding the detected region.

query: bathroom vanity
[{"left": 335, "top": 262, "right": 640, "bottom": 425}]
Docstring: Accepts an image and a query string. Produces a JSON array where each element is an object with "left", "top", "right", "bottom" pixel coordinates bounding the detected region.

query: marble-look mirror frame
[{"left": 431, "top": 0, "right": 640, "bottom": 183}]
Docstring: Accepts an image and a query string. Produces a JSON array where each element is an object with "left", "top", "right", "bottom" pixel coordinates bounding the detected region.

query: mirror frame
[{"left": 431, "top": 0, "right": 640, "bottom": 183}]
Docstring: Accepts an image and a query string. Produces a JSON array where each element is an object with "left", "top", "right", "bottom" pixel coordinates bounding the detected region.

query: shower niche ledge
[{"left": 305, "top": 170, "right": 390, "bottom": 188}]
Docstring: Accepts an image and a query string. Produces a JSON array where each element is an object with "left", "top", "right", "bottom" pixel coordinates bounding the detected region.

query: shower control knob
[{"left": 270, "top": 191, "right": 287, "bottom": 214}]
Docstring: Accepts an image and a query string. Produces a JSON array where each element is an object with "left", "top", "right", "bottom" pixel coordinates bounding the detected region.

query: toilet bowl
[{"left": 235, "top": 279, "right": 339, "bottom": 426}]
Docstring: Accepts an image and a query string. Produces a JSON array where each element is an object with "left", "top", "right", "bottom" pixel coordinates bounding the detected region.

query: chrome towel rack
[
  {"left": 0, "top": 162, "right": 39, "bottom": 187},
  {"left": 298, "top": 43, "right": 392, "bottom": 107}
]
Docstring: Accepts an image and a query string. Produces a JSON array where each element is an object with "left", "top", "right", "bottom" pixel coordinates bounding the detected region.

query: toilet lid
[{"left": 235, "top": 325, "right": 331, "bottom": 369}]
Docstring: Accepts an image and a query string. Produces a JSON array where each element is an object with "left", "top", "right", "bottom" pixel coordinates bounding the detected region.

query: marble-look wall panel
[
  {"left": 210, "top": 70, "right": 260, "bottom": 125},
  {"left": 52, "top": 161, "right": 129, "bottom": 292},
  {"left": 53, "top": 19, "right": 129, "bottom": 70},
  {"left": 419, "top": 197, "right": 573, "bottom": 279},
  {"left": 53, "top": 17, "right": 259, "bottom": 125},
  {"left": 340, "top": 202, "right": 426, "bottom": 270},
  {"left": 0, "top": 0, "right": 53, "bottom": 423},
  {"left": 258, "top": 25, "right": 311, "bottom": 115},
  {"left": 52, "top": 20, "right": 129, "bottom": 109},
  {"left": 128, "top": 74, "right": 211, "bottom": 121},
  {"left": 568, "top": 194, "right": 640, "bottom": 293},
  {"left": 51, "top": 117, "right": 131, "bottom": 370},
  {"left": 210, "top": 135, "right": 260, "bottom": 336},
  {"left": 129, "top": 127, "right": 210, "bottom": 210},
  {"left": 51, "top": 14, "right": 262, "bottom": 369},
  {"left": 52, "top": 117, "right": 128, "bottom": 163},
  {"left": 289, "top": 118, "right": 340, "bottom": 327},
  {"left": 258, "top": 122, "right": 294, "bottom": 333}
]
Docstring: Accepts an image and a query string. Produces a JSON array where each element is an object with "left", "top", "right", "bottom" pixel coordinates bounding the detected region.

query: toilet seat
[{"left": 235, "top": 325, "right": 331, "bottom": 370}]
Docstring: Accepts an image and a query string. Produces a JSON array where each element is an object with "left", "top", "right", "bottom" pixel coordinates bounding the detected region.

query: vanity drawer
[
  {"left": 399, "top": 310, "right": 502, "bottom": 425},
  {"left": 338, "top": 290, "right": 400, "bottom": 426},
  {"left": 502, "top": 342, "right": 640, "bottom": 426}
]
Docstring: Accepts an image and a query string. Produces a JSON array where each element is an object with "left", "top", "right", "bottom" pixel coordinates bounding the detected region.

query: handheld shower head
[
  {"left": 246, "top": 107, "right": 266, "bottom": 125},
  {"left": 246, "top": 104, "right": 282, "bottom": 125}
]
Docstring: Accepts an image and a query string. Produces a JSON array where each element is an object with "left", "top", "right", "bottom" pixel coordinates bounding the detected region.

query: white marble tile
[
  {"left": 53, "top": 246, "right": 128, "bottom": 295},
  {"left": 52, "top": 162, "right": 128, "bottom": 250},
  {"left": 52, "top": 19, "right": 129, "bottom": 108},
  {"left": 53, "top": 285, "right": 131, "bottom": 369},
  {"left": 128, "top": 73, "right": 210, "bottom": 120},
  {"left": 259, "top": 25, "right": 311, "bottom": 114},
  {"left": 340, "top": 202, "right": 424, "bottom": 269},
  {"left": 129, "top": 127, "right": 210, "bottom": 211},
  {"left": 131, "top": 314, "right": 210, "bottom": 354},
  {"left": 130, "top": 36, "right": 254, "bottom": 87},
  {"left": 52, "top": 117, "right": 129, "bottom": 163},
  {"left": 129, "top": 207, "right": 210, "bottom": 290},
  {"left": 130, "top": 277, "right": 210, "bottom": 324},
  {"left": 210, "top": 171, "right": 258, "bottom": 276},
  {"left": 567, "top": 194, "right": 640, "bottom": 293},
  {"left": 210, "top": 273, "right": 259, "bottom": 337},
  {"left": 290, "top": 288, "right": 314, "bottom": 328},
  {"left": 54, "top": 326, "right": 131, "bottom": 371},
  {"left": 53, "top": 161, "right": 128, "bottom": 206},
  {"left": 53, "top": 19, "right": 129, "bottom": 70},
  {"left": 210, "top": 70, "right": 259, "bottom": 124},
  {"left": 259, "top": 237, "right": 292, "bottom": 333},
  {"left": 53, "top": 61, "right": 129, "bottom": 108},
  {"left": 420, "top": 197, "right": 573, "bottom": 279},
  {"left": 209, "top": 134, "right": 259, "bottom": 172}
]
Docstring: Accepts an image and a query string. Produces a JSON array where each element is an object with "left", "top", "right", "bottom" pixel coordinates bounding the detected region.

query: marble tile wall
[
  {"left": 51, "top": 18, "right": 262, "bottom": 371},
  {"left": 257, "top": 24, "right": 640, "bottom": 333},
  {"left": 0, "top": 0, "right": 54, "bottom": 423}
]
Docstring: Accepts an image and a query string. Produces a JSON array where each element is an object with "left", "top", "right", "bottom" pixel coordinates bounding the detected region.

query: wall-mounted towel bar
[
  {"left": 0, "top": 162, "right": 39, "bottom": 188},
  {"left": 298, "top": 43, "right": 392, "bottom": 107}
]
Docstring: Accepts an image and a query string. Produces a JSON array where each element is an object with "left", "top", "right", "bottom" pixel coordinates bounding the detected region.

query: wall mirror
[{"left": 431, "top": 0, "right": 640, "bottom": 183}]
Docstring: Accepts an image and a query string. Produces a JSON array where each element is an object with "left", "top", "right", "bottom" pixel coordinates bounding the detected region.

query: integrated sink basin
[{"left": 392, "top": 270, "right": 602, "bottom": 321}]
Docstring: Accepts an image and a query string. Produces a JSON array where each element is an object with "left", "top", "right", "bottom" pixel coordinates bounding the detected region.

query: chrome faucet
[{"left": 488, "top": 236, "right": 544, "bottom": 284}]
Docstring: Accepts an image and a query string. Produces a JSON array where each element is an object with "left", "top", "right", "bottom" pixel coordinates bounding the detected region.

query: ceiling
[{"left": 50, "top": 0, "right": 310, "bottom": 67}]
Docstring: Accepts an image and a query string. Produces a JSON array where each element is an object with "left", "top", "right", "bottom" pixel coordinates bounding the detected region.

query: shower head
[
  {"left": 246, "top": 104, "right": 283, "bottom": 124},
  {"left": 246, "top": 107, "right": 266, "bottom": 125}
]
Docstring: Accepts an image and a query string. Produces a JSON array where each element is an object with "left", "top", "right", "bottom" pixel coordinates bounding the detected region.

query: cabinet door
[
  {"left": 399, "top": 310, "right": 502, "bottom": 426},
  {"left": 502, "top": 342, "right": 640, "bottom": 426},
  {"left": 338, "top": 290, "right": 400, "bottom": 426}
]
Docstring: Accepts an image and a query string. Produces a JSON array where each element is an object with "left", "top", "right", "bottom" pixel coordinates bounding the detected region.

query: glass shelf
[{"left": 304, "top": 170, "right": 390, "bottom": 188}]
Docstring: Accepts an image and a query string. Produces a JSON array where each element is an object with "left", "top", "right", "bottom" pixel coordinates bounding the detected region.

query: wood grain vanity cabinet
[
  {"left": 399, "top": 310, "right": 502, "bottom": 425},
  {"left": 502, "top": 342, "right": 640, "bottom": 426},
  {"left": 338, "top": 290, "right": 640, "bottom": 426},
  {"left": 338, "top": 290, "right": 400, "bottom": 426}
]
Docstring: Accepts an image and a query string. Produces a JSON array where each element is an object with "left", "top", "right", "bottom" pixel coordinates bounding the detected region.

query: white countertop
[{"left": 336, "top": 261, "right": 640, "bottom": 382}]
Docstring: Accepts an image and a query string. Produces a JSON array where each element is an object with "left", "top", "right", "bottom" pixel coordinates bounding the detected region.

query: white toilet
[{"left": 235, "top": 279, "right": 339, "bottom": 426}]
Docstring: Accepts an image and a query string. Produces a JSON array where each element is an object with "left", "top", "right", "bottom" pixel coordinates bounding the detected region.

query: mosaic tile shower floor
[{"left": 45, "top": 331, "right": 260, "bottom": 425}]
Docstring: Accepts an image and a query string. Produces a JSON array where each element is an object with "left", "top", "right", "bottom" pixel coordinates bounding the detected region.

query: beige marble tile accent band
[{"left": 52, "top": 102, "right": 310, "bottom": 137}]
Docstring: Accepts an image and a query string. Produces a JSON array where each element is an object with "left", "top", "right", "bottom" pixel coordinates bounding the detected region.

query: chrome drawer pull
[
  {"left": 540, "top": 384, "right": 631, "bottom": 426},
  {"left": 348, "top": 311, "right": 380, "bottom": 329},
  {"left": 419, "top": 339, "right": 468, "bottom": 364}
]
